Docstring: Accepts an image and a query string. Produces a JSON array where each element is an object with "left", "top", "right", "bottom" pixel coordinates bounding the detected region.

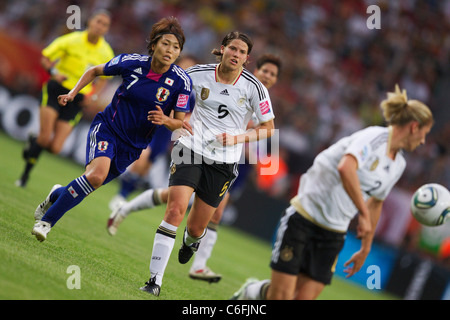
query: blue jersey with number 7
[{"left": 101, "top": 53, "right": 192, "bottom": 149}]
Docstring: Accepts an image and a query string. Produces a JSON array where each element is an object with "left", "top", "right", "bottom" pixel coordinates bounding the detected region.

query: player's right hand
[{"left": 57, "top": 94, "right": 74, "bottom": 106}]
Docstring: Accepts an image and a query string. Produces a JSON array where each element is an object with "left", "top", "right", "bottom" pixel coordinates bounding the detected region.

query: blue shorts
[
  {"left": 148, "top": 126, "right": 172, "bottom": 162},
  {"left": 86, "top": 113, "right": 142, "bottom": 185}
]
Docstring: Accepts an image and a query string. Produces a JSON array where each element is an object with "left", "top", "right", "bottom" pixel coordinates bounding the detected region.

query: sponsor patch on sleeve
[
  {"left": 176, "top": 94, "right": 189, "bottom": 109},
  {"left": 259, "top": 100, "right": 271, "bottom": 115},
  {"left": 358, "top": 145, "right": 369, "bottom": 162},
  {"left": 108, "top": 55, "right": 120, "bottom": 66}
]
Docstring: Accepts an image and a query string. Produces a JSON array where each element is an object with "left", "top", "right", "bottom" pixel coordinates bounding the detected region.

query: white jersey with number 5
[
  {"left": 178, "top": 64, "right": 274, "bottom": 163},
  {"left": 291, "top": 126, "right": 406, "bottom": 232}
]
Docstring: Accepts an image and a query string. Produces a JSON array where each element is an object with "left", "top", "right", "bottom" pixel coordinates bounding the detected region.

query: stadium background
[{"left": 0, "top": 0, "right": 449, "bottom": 299}]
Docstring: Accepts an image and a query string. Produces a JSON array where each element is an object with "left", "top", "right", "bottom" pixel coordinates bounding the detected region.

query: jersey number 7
[{"left": 127, "top": 74, "right": 139, "bottom": 90}]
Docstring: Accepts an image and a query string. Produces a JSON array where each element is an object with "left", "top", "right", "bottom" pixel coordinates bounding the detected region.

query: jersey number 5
[{"left": 218, "top": 105, "right": 229, "bottom": 119}]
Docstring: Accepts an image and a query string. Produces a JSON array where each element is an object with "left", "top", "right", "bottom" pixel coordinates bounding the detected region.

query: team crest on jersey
[
  {"left": 98, "top": 141, "right": 108, "bottom": 152},
  {"left": 201, "top": 88, "right": 210, "bottom": 100},
  {"left": 170, "top": 163, "right": 176, "bottom": 175},
  {"left": 280, "top": 245, "right": 294, "bottom": 262},
  {"left": 156, "top": 87, "right": 170, "bottom": 102},
  {"left": 369, "top": 157, "right": 379, "bottom": 171}
]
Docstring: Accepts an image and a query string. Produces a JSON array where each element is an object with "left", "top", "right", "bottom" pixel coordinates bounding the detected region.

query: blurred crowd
[{"left": 1, "top": 0, "right": 449, "bottom": 262}]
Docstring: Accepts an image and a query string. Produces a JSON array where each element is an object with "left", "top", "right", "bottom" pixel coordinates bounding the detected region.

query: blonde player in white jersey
[
  {"left": 232, "top": 85, "right": 434, "bottom": 300},
  {"left": 139, "top": 31, "right": 275, "bottom": 296}
]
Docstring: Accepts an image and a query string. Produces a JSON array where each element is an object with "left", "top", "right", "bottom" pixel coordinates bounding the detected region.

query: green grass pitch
[{"left": 0, "top": 131, "right": 396, "bottom": 300}]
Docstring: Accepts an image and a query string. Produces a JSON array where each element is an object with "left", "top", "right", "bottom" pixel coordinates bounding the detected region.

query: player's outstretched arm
[
  {"left": 58, "top": 64, "right": 106, "bottom": 106},
  {"left": 217, "top": 119, "right": 275, "bottom": 146}
]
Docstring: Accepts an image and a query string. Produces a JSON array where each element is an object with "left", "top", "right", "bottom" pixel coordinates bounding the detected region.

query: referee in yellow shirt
[{"left": 17, "top": 9, "right": 114, "bottom": 187}]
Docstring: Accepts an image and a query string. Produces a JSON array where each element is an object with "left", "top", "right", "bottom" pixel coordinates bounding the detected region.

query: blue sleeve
[
  {"left": 103, "top": 54, "right": 124, "bottom": 76},
  {"left": 189, "top": 89, "right": 196, "bottom": 112},
  {"left": 173, "top": 77, "right": 193, "bottom": 113}
]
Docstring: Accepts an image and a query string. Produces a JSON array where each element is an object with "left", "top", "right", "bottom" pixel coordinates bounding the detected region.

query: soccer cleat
[
  {"left": 178, "top": 240, "right": 199, "bottom": 264},
  {"left": 140, "top": 277, "right": 161, "bottom": 297},
  {"left": 230, "top": 278, "right": 259, "bottom": 300},
  {"left": 108, "top": 194, "right": 126, "bottom": 211},
  {"left": 189, "top": 266, "right": 222, "bottom": 283},
  {"left": 107, "top": 204, "right": 126, "bottom": 236},
  {"left": 31, "top": 220, "right": 52, "bottom": 242},
  {"left": 34, "top": 184, "right": 62, "bottom": 221},
  {"left": 15, "top": 177, "right": 28, "bottom": 188}
]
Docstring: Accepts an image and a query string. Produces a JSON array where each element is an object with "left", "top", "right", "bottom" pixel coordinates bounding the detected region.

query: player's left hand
[{"left": 343, "top": 250, "right": 368, "bottom": 278}]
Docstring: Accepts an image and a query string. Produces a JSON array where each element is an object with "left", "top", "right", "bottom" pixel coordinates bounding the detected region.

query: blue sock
[
  {"left": 42, "top": 175, "right": 95, "bottom": 226},
  {"left": 49, "top": 186, "right": 64, "bottom": 203},
  {"left": 119, "top": 172, "right": 140, "bottom": 198}
]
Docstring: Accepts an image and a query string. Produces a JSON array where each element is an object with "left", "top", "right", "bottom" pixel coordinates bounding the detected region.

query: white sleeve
[
  {"left": 251, "top": 85, "right": 274, "bottom": 124},
  {"left": 344, "top": 129, "right": 375, "bottom": 169}
]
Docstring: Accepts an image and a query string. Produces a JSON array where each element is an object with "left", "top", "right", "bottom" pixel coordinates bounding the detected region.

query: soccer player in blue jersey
[
  {"left": 108, "top": 55, "right": 198, "bottom": 210},
  {"left": 31, "top": 17, "right": 193, "bottom": 242}
]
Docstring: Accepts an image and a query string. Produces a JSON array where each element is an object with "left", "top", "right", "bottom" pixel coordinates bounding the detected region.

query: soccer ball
[{"left": 410, "top": 183, "right": 450, "bottom": 227}]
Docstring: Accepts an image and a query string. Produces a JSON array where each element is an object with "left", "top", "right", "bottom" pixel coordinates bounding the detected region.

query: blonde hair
[{"left": 380, "top": 84, "right": 433, "bottom": 128}]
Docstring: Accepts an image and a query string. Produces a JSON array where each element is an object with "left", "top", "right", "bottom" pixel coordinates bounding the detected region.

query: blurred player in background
[
  {"left": 31, "top": 17, "right": 193, "bottom": 243},
  {"left": 17, "top": 9, "right": 114, "bottom": 187},
  {"left": 138, "top": 31, "right": 276, "bottom": 297},
  {"left": 231, "top": 85, "right": 434, "bottom": 300},
  {"left": 107, "top": 54, "right": 282, "bottom": 284}
]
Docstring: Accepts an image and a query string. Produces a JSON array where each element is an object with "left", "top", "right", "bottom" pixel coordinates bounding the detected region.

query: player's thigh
[
  {"left": 164, "top": 185, "right": 195, "bottom": 226},
  {"left": 266, "top": 269, "right": 297, "bottom": 300},
  {"left": 211, "top": 192, "right": 230, "bottom": 224},
  {"left": 294, "top": 273, "right": 325, "bottom": 300},
  {"left": 84, "top": 156, "right": 111, "bottom": 189},
  {"left": 129, "top": 146, "right": 152, "bottom": 175},
  {"left": 38, "top": 106, "right": 58, "bottom": 146}
]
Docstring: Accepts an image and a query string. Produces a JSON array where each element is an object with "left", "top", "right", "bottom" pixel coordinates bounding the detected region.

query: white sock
[
  {"left": 120, "top": 189, "right": 155, "bottom": 216},
  {"left": 149, "top": 220, "right": 177, "bottom": 286},
  {"left": 246, "top": 279, "right": 271, "bottom": 300},
  {"left": 191, "top": 228, "right": 217, "bottom": 271}
]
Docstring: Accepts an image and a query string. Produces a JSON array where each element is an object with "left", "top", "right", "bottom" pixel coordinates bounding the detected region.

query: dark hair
[
  {"left": 256, "top": 53, "right": 282, "bottom": 75},
  {"left": 211, "top": 31, "right": 253, "bottom": 66},
  {"left": 89, "top": 9, "right": 112, "bottom": 20},
  {"left": 146, "top": 17, "right": 185, "bottom": 56}
]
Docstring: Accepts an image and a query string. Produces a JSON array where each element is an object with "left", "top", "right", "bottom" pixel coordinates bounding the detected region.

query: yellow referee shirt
[{"left": 42, "top": 30, "right": 114, "bottom": 94}]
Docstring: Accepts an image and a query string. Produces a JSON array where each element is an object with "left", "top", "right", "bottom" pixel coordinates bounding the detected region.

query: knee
[
  {"left": 164, "top": 204, "right": 186, "bottom": 226},
  {"left": 266, "top": 286, "right": 293, "bottom": 300},
  {"left": 186, "top": 224, "right": 205, "bottom": 238},
  {"left": 36, "top": 135, "right": 51, "bottom": 149},
  {"left": 84, "top": 171, "right": 105, "bottom": 189},
  {"left": 48, "top": 143, "right": 63, "bottom": 154}
]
